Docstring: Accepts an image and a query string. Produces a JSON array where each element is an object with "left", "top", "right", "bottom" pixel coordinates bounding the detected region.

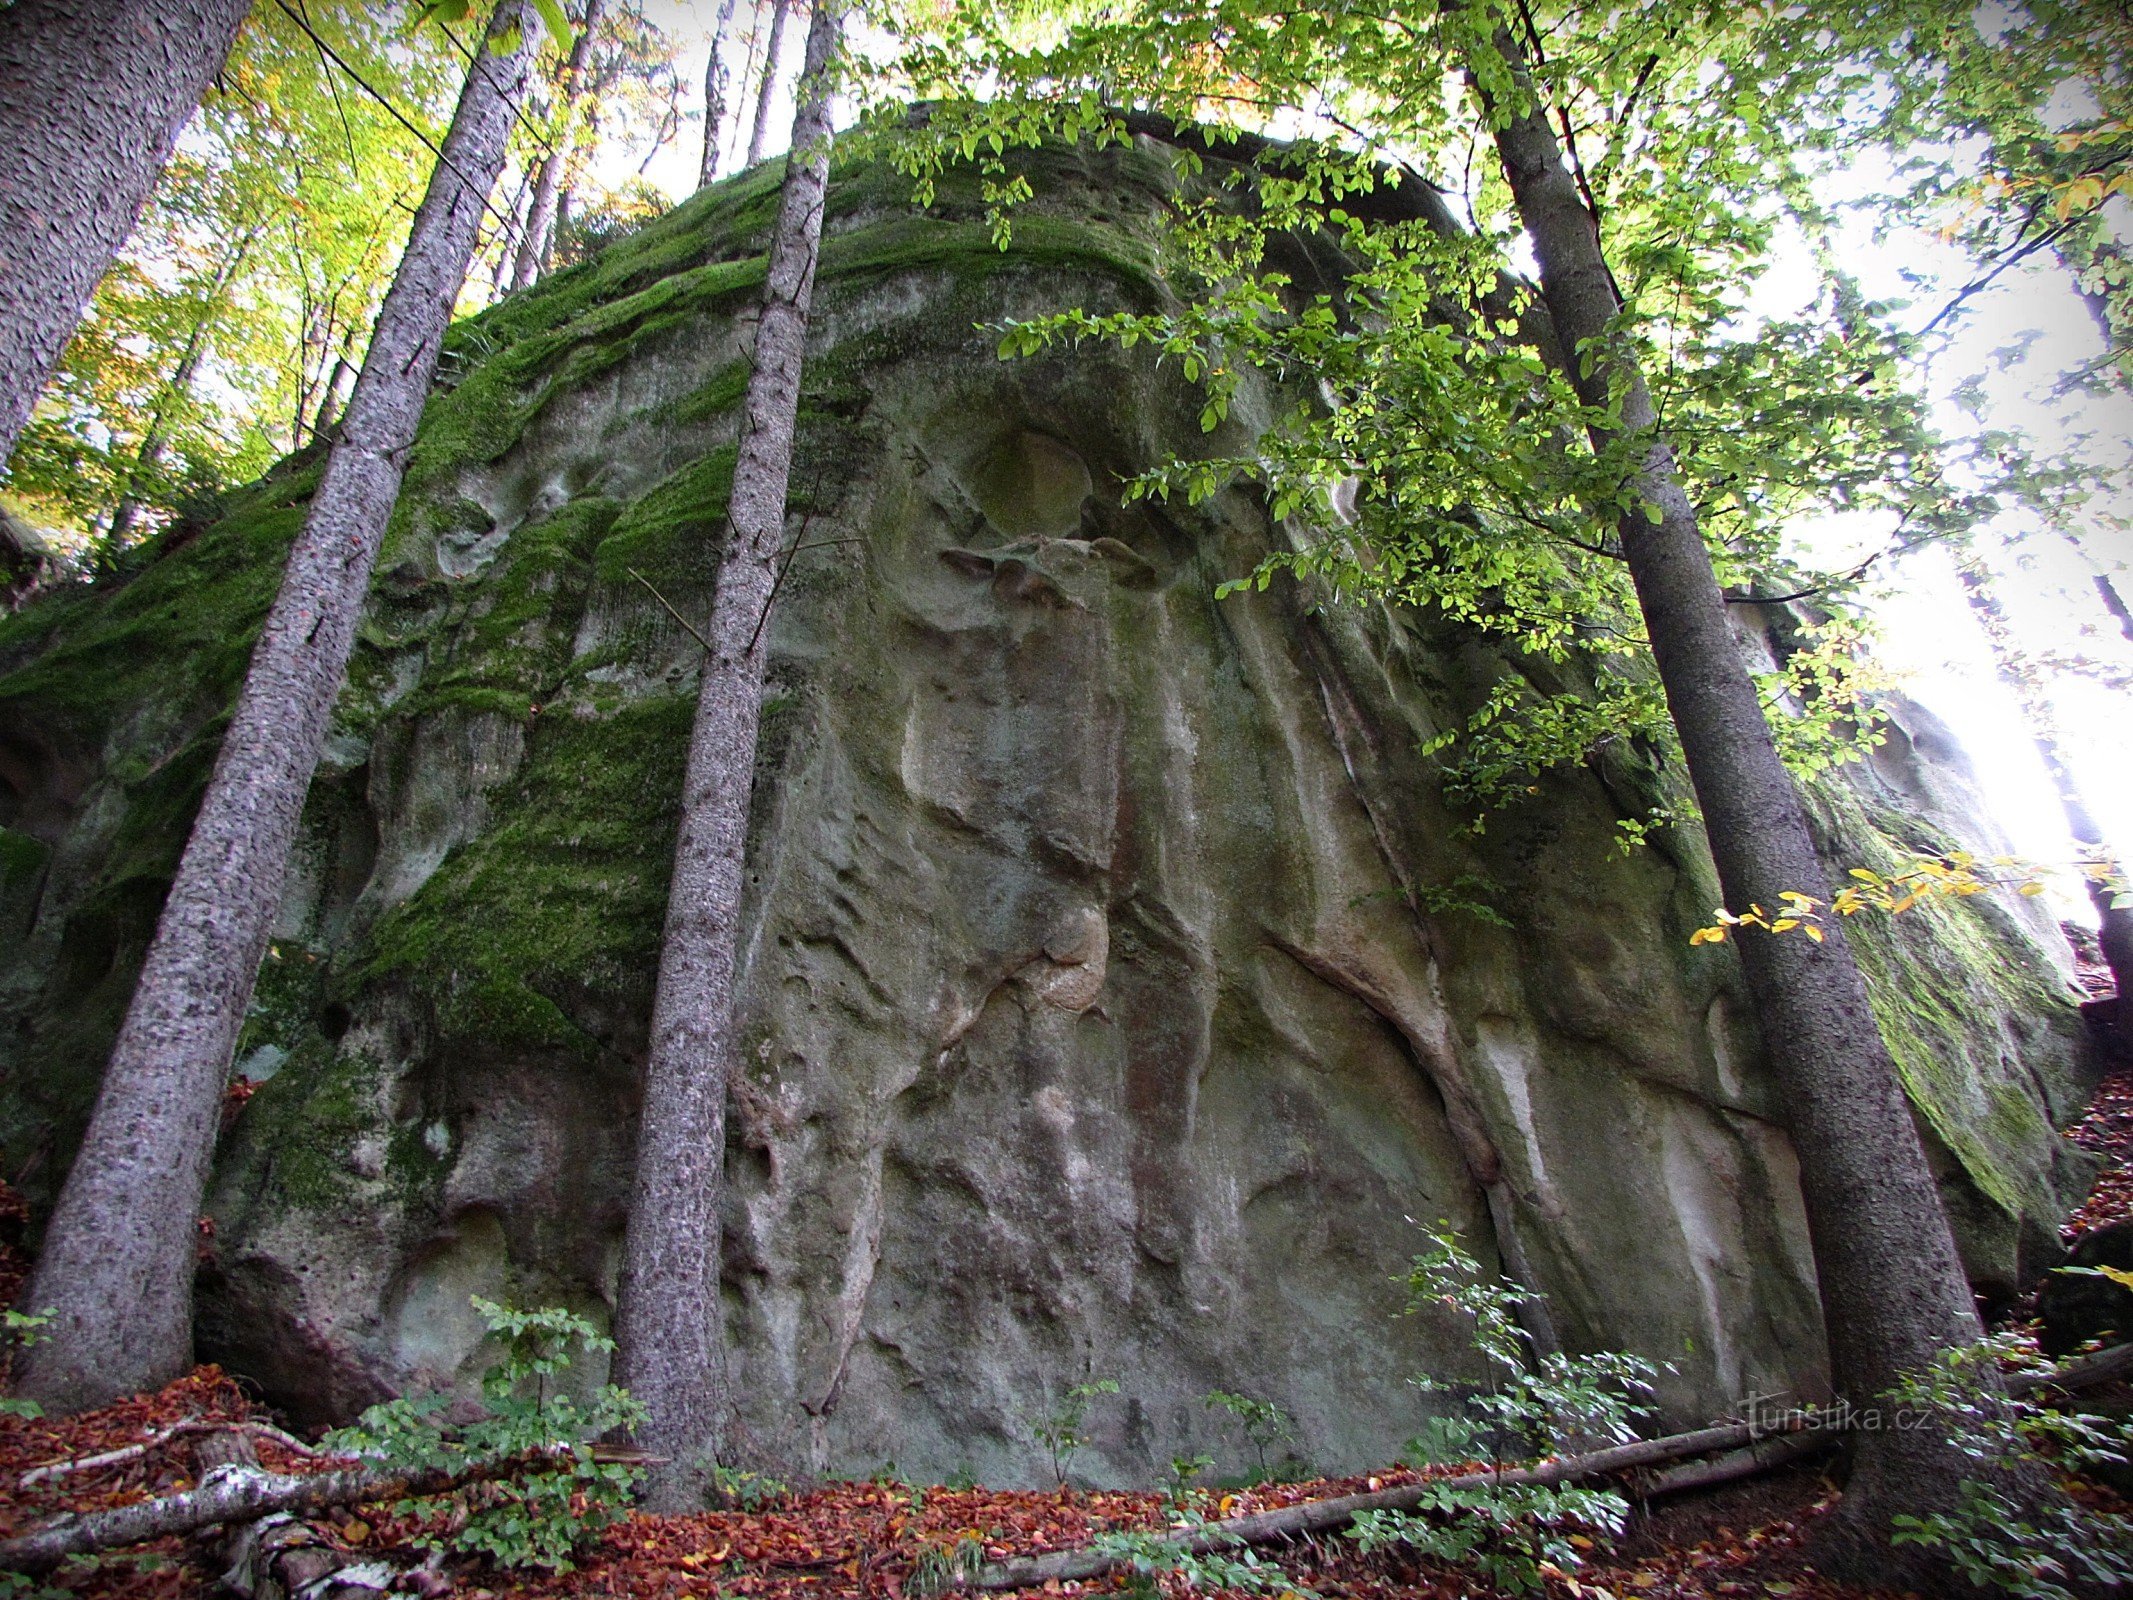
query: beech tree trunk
[
  {"left": 611, "top": 0, "right": 842, "bottom": 1511},
  {"left": 15, "top": 1, "right": 541, "bottom": 1417},
  {"left": 699, "top": 0, "right": 742, "bottom": 188},
  {"left": 1474, "top": 22, "right": 1993, "bottom": 1576},
  {"left": 511, "top": 0, "right": 606, "bottom": 292},
  {"left": 0, "top": 0, "right": 253, "bottom": 471},
  {"left": 743, "top": 0, "right": 792, "bottom": 168}
]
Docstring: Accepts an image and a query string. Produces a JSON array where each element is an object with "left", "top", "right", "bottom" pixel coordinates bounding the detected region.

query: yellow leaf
[
  {"left": 1804, "top": 924, "right": 1824, "bottom": 943},
  {"left": 1690, "top": 927, "right": 1727, "bottom": 946},
  {"left": 1849, "top": 868, "right": 1881, "bottom": 882},
  {"left": 1771, "top": 918, "right": 1799, "bottom": 932},
  {"left": 2097, "top": 1264, "right": 2133, "bottom": 1290},
  {"left": 2019, "top": 882, "right": 2045, "bottom": 897}
]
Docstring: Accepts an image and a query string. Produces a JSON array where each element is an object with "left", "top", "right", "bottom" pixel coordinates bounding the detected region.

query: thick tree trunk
[
  {"left": 1475, "top": 22, "right": 1994, "bottom": 1576},
  {"left": 743, "top": 0, "right": 792, "bottom": 168},
  {"left": 14, "top": 1, "right": 541, "bottom": 1417},
  {"left": 611, "top": 0, "right": 842, "bottom": 1511},
  {"left": 0, "top": 0, "right": 253, "bottom": 471},
  {"left": 511, "top": 0, "right": 606, "bottom": 292},
  {"left": 699, "top": 0, "right": 741, "bottom": 188}
]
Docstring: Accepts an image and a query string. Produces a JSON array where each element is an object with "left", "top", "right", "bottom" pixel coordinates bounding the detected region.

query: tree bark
[
  {"left": 309, "top": 353, "right": 354, "bottom": 445},
  {"left": 610, "top": 0, "right": 842, "bottom": 1512},
  {"left": 743, "top": 0, "right": 792, "bottom": 168},
  {"left": 14, "top": 1, "right": 541, "bottom": 1417},
  {"left": 0, "top": 0, "right": 254, "bottom": 472},
  {"left": 699, "top": 0, "right": 742, "bottom": 188},
  {"left": 1471, "top": 20, "right": 1997, "bottom": 1576},
  {"left": 511, "top": 0, "right": 607, "bottom": 292}
]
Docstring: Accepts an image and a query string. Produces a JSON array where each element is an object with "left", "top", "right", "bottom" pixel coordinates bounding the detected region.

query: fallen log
[
  {"left": 192, "top": 1427, "right": 448, "bottom": 1600},
  {"left": 1630, "top": 1431, "right": 1829, "bottom": 1500},
  {"left": 19, "top": 1418, "right": 320, "bottom": 1486},
  {"left": 961, "top": 1340, "right": 2133, "bottom": 1592},
  {"left": 966, "top": 1422, "right": 1783, "bottom": 1590},
  {"left": 0, "top": 1442, "right": 561, "bottom": 1576},
  {"left": 2007, "top": 1339, "right": 2133, "bottom": 1397}
]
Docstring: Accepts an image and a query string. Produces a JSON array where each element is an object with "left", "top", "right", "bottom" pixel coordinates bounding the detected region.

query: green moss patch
[
  {"left": 347, "top": 694, "right": 693, "bottom": 1057},
  {"left": 590, "top": 447, "right": 739, "bottom": 595}
]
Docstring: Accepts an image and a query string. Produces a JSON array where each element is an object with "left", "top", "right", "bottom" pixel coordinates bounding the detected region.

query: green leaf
[{"left": 528, "top": 0, "right": 572, "bottom": 50}]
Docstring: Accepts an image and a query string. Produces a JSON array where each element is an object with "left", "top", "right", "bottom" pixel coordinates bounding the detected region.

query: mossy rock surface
[{"left": 0, "top": 136, "right": 2096, "bottom": 1478}]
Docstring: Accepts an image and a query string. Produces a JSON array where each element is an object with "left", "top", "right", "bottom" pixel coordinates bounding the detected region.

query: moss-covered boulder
[{"left": 0, "top": 135, "right": 2096, "bottom": 1484}]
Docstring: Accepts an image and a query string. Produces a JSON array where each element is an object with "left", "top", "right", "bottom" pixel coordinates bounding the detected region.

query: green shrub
[
  {"left": 1887, "top": 1333, "right": 2133, "bottom": 1600},
  {"left": 1347, "top": 1224, "right": 1657, "bottom": 1595},
  {"left": 1202, "top": 1390, "right": 1297, "bottom": 1481},
  {"left": 1026, "top": 1377, "right": 1119, "bottom": 1487},
  {"left": 326, "top": 1298, "right": 644, "bottom": 1572}
]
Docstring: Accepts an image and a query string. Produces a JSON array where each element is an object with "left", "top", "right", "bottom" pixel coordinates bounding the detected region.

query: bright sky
[{"left": 605, "top": 6, "right": 2133, "bottom": 916}]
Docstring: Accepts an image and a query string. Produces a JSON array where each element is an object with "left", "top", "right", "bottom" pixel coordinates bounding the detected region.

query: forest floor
[{"left": 3, "top": 1052, "right": 2131, "bottom": 1600}]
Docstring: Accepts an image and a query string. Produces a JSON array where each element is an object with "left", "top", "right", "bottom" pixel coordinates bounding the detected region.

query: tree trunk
[
  {"left": 309, "top": 352, "right": 354, "bottom": 444},
  {"left": 1473, "top": 21, "right": 1995, "bottom": 1578},
  {"left": 511, "top": 0, "right": 606, "bottom": 292},
  {"left": 1957, "top": 553, "right": 2133, "bottom": 1031},
  {"left": 106, "top": 234, "right": 253, "bottom": 550},
  {"left": 0, "top": 0, "right": 254, "bottom": 471},
  {"left": 611, "top": 0, "right": 842, "bottom": 1511},
  {"left": 743, "top": 0, "right": 792, "bottom": 168},
  {"left": 14, "top": 1, "right": 541, "bottom": 1418},
  {"left": 699, "top": 0, "right": 741, "bottom": 188}
]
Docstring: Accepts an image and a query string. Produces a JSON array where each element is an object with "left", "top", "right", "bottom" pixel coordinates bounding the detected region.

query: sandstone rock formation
[{"left": 0, "top": 137, "right": 2096, "bottom": 1484}]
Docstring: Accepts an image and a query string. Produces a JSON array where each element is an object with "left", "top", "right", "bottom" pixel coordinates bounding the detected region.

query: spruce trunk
[
  {"left": 743, "top": 0, "right": 792, "bottom": 168},
  {"left": 1476, "top": 23, "right": 1992, "bottom": 1569},
  {"left": 612, "top": 0, "right": 842, "bottom": 1510},
  {"left": 16, "top": 1, "right": 541, "bottom": 1415},
  {"left": 0, "top": 0, "right": 253, "bottom": 469},
  {"left": 699, "top": 0, "right": 741, "bottom": 188}
]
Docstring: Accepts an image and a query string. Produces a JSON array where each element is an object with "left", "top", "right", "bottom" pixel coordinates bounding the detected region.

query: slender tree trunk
[
  {"left": 0, "top": 0, "right": 253, "bottom": 471},
  {"left": 1473, "top": 20, "right": 1994, "bottom": 1576},
  {"left": 103, "top": 340, "right": 206, "bottom": 556},
  {"left": 2098, "top": 571, "right": 2133, "bottom": 645},
  {"left": 309, "top": 352, "right": 353, "bottom": 444},
  {"left": 612, "top": 0, "right": 842, "bottom": 1510},
  {"left": 107, "top": 234, "right": 253, "bottom": 549},
  {"left": 699, "top": 0, "right": 741, "bottom": 188},
  {"left": 15, "top": 1, "right": 541, "bottom": 1417},
  {"left": 1957, "top": 553, "right": 2133, "bottom": 1029},
  {"left": 486, "top": 165, "right": 536, "bottom": 302},
  {"left": 511, "top": 0, "right": 606, "bottom": 291},
  {"left": 744, "top": 0, "right": 792, "bottom": 168}
]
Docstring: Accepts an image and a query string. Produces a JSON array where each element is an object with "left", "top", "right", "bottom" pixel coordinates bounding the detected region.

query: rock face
[{"left": 0, "top": 139, "right": 2098, "bottom": 1484}]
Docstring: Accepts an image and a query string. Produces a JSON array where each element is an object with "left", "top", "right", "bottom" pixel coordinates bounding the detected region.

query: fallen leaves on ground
[
  {"left": 0, "top": 1376, "right": 1908, "bottom": 1600},
  {"left": 2063, "top": 1058, "right": 2133, "bottom": 1241}
]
